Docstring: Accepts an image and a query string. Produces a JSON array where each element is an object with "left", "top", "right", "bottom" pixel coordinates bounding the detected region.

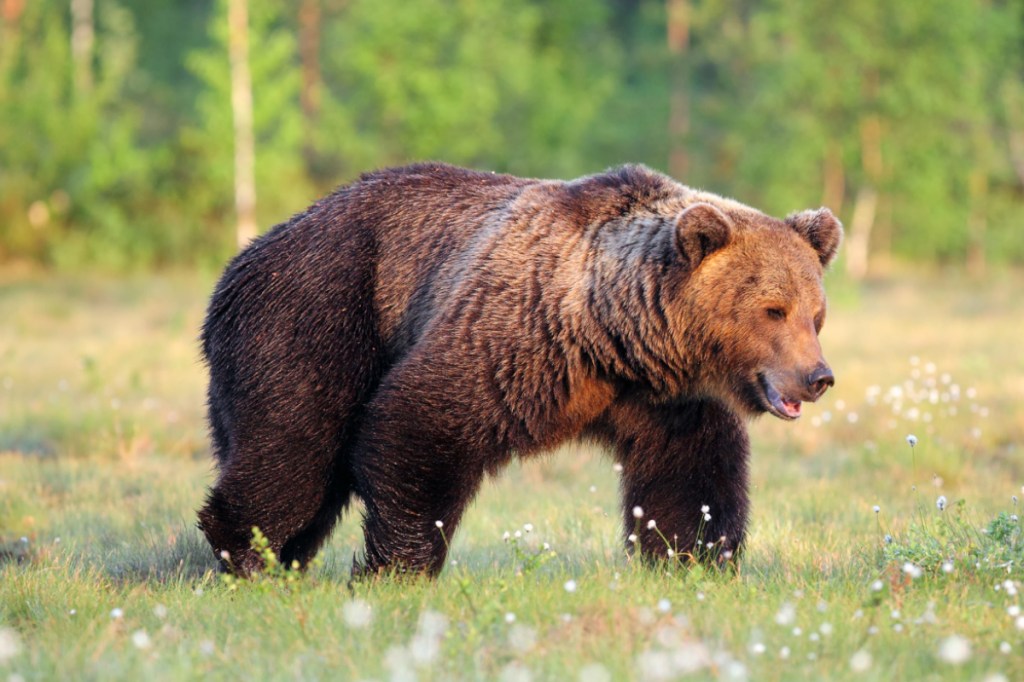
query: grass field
[{"left": 1, "top": 268, "right": 1023, "bottom": 681}]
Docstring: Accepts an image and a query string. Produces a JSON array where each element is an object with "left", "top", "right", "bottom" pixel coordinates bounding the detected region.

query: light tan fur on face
[{"left": 673, "top": 216, "right": 833, "bottom": 417}]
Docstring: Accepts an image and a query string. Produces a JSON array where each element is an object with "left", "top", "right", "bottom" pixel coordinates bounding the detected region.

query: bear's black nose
[{"left": 807, "top": 365, "right": 834, "bottom": 399}]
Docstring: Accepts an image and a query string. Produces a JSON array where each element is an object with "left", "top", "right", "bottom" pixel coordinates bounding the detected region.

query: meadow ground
[{"left": 1, "top": 268, "right": 1022, "bottom": 681}]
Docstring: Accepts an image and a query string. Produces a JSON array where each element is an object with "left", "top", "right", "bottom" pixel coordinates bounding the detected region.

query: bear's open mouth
[{"left": 757, "top": 374, "right": 802, "bottom": 420}]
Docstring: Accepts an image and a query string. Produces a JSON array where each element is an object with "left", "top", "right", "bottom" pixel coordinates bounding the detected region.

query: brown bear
[{"left": 197, "top": 163, "right": 841, "bottom": 577}]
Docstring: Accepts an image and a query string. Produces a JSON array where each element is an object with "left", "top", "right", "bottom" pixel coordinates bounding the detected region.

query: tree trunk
[
  {"left": 228, "top": 0, "right": 257, "bottom": 248},
  {"left": 667, "top": 0, "right": 689, "bottom": 180},
  {"left": 846, "top": 186, "right": 877, "bottom": 280},
  {"left": 1003, "top": 79, "right": 1024, "bottom": 189},
  {"left": 1009, "top": 128, "right": 1024, "bottom": 189},
  {"left": 821, "top": 141, "right": 845, "bottom": 216},
  {"left": 70, "top": 0, "right": 93, "bottom": 96},
  {"left": 966, "top": 168, "right": 987, "bottom": 278},
  {"left": 846, "top": 112, "right": 883, "bottom": 280},
  {"left": 299, "top": 0, "right": 321, "bottom": 167}
]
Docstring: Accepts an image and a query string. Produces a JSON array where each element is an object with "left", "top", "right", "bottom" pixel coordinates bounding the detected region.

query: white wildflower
[
  {"left": 774, "top": 602, "right": 796, "bottom": 626},
  {"left": 937, "top": 635, "right": 971, "bottom": 664},
  {"left": 131, "top": 630, "right": 151, "bottom": 650},
  {"left": 342, "top": 599, "right": 373, "bottom": 629},
  {"left": 903, "top": 562, "right": 922, "bottom": 579},
  {"left": 508, "top": 624, "right": 536, "bottom": 653},
  {"left": 417, "top": 610, "right": 448, "bottom": 638},
  {"left": 0, "top": 627, "right": 22, "bottom": 663},
  {"left": 636, "top": 650, "right": 673, "bottom": 681},
  {"left": 578, "top": 663, "right": 611, "bottom": 682},
  {"left": 849, "top": 650, "right": 872, "bottom": 672},
  {"left": 410, "top": 611, "right": 449, "bottom": 666},
  {"left": 673, "top": 640, "right": 711, "bottom": 674},
  {"left": 384, "top": 645, "right": 415, "bottom": 680},
  {"left": 499, "top": 662, "right": 532, "bottom": 682}
]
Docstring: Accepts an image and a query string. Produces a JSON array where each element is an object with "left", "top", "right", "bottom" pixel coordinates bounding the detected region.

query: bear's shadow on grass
[
  {"left": 96, "top": 523, "right": 220, "bottom": 585},
  {"left": 97, "top": 528, "right": 634, "bottom": 586},
  {"left": 89, "top": 526, "right": 753, "bottom": 587}
]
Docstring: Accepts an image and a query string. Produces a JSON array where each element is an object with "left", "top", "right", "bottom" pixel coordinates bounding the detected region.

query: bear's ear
[
  {"left": 676, "top": 203, "right": 733, "bottom": 269},
  {"left": 786, "top": 208, "right": 843, "bottom": 268}
]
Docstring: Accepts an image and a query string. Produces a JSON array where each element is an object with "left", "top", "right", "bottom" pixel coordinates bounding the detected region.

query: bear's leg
[
  {"left": 349, "top": 363, "right": 489, "bottom": 577},
  {"left": 198, "top": 419, "right": 356, "bottom": 575},
  {"left": 603, "top": 398, "right": 750, "bottom": 565}
]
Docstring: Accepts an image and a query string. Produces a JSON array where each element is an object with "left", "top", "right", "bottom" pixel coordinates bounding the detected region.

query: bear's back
[{"left": 351, "top": 163, "right": 696, "bottom": 357}]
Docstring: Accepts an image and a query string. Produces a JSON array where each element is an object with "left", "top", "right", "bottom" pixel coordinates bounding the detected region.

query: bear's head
[{"left": 675, "top": 202, "right": 842, "bottom": 420}]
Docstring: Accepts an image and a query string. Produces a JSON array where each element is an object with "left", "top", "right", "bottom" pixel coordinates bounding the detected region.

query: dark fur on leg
[{"left": 597, "top": 397, "right": 750, "bottom": 567}]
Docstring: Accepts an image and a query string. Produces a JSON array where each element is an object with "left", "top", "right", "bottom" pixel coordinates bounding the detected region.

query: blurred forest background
[{"left": 1, "top": 0, "right": 1022, "bottom": 275}]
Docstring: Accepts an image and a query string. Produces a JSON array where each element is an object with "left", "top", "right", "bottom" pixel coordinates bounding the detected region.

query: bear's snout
[{"left": 806, "top": 364, "right": 834, "bottom": 401}]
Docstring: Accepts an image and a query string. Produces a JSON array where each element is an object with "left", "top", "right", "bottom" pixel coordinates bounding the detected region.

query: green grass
[{"left": 1, "top": 269, "right": 1023, "bottom": 681}]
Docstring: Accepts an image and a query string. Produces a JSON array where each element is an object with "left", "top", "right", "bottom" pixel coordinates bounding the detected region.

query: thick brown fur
[{"left": 197, "top": 162, "right": 842, "bottom": 576}]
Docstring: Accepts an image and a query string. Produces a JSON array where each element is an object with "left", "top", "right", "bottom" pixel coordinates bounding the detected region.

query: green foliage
[
  {"left": 883, "top": 503, "right": 1024, "bottom": 576},
  {"left": 0, "top": 0, "right": 1023, "bottom": 269},
  {"left": 314, "top": 0, "right": 618, "bottom": 177},
  {"left": 219, "top": 527, "right": 321, "bottom": 593},
  {"left": 504, "top": 529, "right": 558, "bottom": 577}
]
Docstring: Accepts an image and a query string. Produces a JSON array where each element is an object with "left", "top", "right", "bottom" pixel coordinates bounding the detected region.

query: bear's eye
[{"left": 765, "top": 307, "right": 787, "bottom": 321}]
